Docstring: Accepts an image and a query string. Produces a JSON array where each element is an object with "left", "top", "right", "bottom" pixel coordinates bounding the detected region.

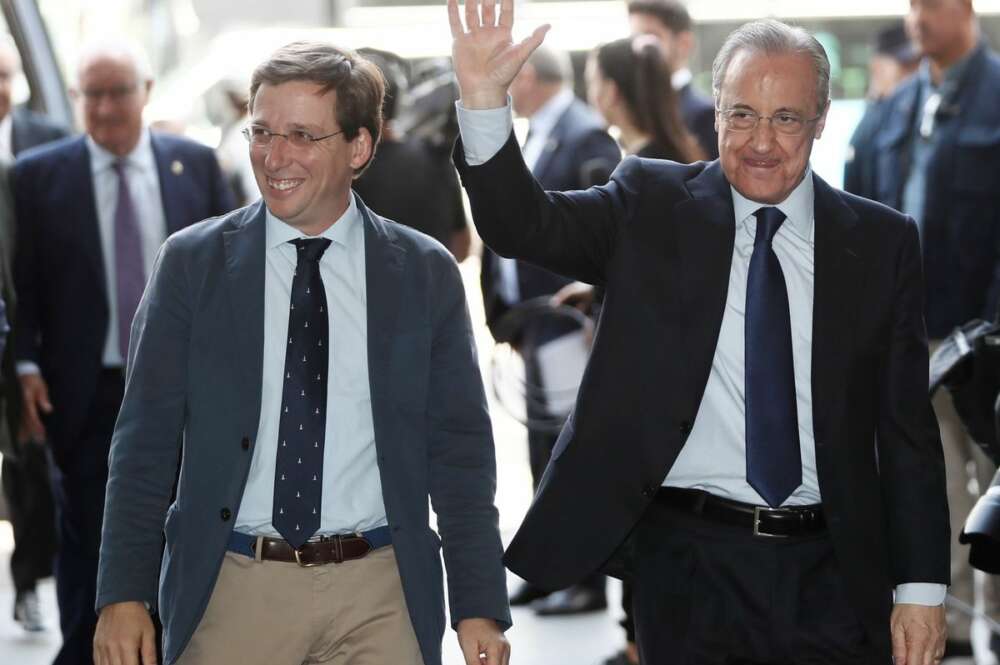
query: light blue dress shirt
[
  {"left": 456, "top": 100, "right": 945, "bottom": 606},
  {"left": 235, "top": 195, "right": 388, "bottom": 537}
]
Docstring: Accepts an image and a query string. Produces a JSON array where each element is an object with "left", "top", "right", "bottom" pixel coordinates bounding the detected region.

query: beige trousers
[
  {"left": 931, "top": 369, "right": 999, "bottom": 643},
  {"left": 175, "top": 545, "right": 424, "bottom": 665}
]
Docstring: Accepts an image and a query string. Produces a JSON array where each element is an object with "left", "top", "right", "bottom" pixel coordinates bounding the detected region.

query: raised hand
[{"left": 448, "top": 0, "right": 549, "bottom": 109}]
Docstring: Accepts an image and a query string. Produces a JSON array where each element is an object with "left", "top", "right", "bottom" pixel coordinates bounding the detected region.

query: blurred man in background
[
  {"left": 626, "top": 0, "right": 717, "bottom": 159},
  {"left": 12, "top": 39, "right": 233, "bottom": 665},
  {"left": 866, "top": 0, "right": 1000, "bottom": 660},
  {"left": 480, "top": 42, "right": 619, "bottom": 617},
  {"left": 0, "top": 33, "right": 69, "bottom": 634},
  {"left": 843, "top": 23, "right": 919, "bottom": 198},
  {"left": 353, "top": 48, "right": 471, "bottom": 261}
]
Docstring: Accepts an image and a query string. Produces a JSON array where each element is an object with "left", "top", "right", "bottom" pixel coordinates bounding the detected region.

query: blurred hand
[
  {"left": 447, "top": 0, "right": 549, "bottom": 109},
  {"left": 457, "top": 617, "right": 510, "bottom": 665},
  {"left": 93, "top": 601, "right": 158, "bottom": 665},
  {"left": 551, "top": 281, "right": 596, "bottom": 313},
  {"left": 890, "top": 603, "right": 946, "bottom": 665},
  {"left": 18, "top": 372, "right": 52, "bottom": 444}
]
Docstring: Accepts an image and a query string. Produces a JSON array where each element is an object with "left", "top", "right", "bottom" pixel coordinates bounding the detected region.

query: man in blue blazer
[
  {"left": 93, "top": 42, "right": 510, "bottom": 665},
  {"left": 862, "top": 0, "right": 1000, "bottom": 655},
  {"left": 12, "top": 41, "right": 233, "bottom": 665}
]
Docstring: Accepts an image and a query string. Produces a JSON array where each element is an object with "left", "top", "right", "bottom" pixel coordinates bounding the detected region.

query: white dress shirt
[
  {"left": 0, "top": 112, "right": 13, "bottom": 160},
  {"left": 235, "top": 196, "right": 387, "bottom": 537},
  {"left": 455, "top": 100, "right": 946, "bottom": 606}
]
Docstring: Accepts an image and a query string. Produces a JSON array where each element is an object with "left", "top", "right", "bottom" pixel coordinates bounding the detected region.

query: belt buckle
[
  {"left": 293, "top": 540, "right": 334, "bottom": 567},
  {"left": 752, "top": 506, "right": 788, "bottom": 538}
]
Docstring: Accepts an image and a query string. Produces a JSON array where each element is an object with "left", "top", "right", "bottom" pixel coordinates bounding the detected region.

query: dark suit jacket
[
  {"left": 455, "top": 134, "right": 949, "bottom": 659},
  {"left": 868, "top": 45, "right": 1000, "bottom": 337},
  {"left": 11, "top": 132, "right": 234, "bottom": 463},
  {"left": 678, "top": 83, "right": 719, "bottom": 160},
  {"left": 96, "top": 198, "right": 509, "bottom": 665},
  {"left": 11, "top": 106, "right": 69, "bottom": 156},
  {"left": 843, "top": 98, "right": 892, "bottom": 200},
  {"left": 480, "top": 97, "right": 620, "bottom": 338}
]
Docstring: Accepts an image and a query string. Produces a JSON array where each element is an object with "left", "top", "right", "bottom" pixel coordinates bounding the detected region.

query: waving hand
[{"left": 448, "top": 0, "right": 549, "bottom": 109}]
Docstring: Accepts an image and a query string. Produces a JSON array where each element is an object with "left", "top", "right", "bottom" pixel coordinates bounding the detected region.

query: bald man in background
[{"left": 12, "top": 40, "right": 232, "bottom": 665}]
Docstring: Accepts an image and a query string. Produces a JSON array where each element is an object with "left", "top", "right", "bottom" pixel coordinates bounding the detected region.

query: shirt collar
[
  {"left": 87, "top": 128, "right": 155, "bottom": 173},
  {"left": 671, "top": 68, "right": 693, "bottom": 91},
  {"left": 529, "top": 87, "right": 575, "bottom": 139},
  {"left": 265, "top": 192, "right": 362, "bottom": 252},
  {"left": 731, "top": 167, "right": 814, "bottom": 241}
]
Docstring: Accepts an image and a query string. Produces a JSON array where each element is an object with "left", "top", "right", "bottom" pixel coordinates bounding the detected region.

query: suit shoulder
[
  {"left": 13, "top": 107, "right": 69, "bottom": 137},
  {"left": 165, "top": 203, "right": 255, "bottom": 251},
  {"left": 838, "top": 188, "right": 914, "bottom": 236},
  {"left": 379, "top": 213, "right": 453, "bottom": 260},
  {"left": 151, "top": 131, "right": 218, "bottom": 160},
  {"left": 14, "top": 134, "right": 82, "bottom": 168}
]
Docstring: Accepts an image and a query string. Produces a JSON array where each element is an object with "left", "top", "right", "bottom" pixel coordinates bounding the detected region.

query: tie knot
[
  {"left": 112, "top": 159, "right": 128, "bottom": 176},
  {"left": 291, "top": 238, "right": 332, "bottom": 263},
  {"left": 754, "top": 206, "right": 786, "bottom": 246}
]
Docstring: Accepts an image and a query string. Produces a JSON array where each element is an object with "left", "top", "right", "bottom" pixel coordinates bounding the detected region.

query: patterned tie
[
  {"left": 112, "top": 160, "right": 145, "bottom": 359},
  {"left": 745, "top": 206, "right": 801, "bottom": 508},
  {"left": 273, "top": 238, "right": 332, "bottom": 548}
]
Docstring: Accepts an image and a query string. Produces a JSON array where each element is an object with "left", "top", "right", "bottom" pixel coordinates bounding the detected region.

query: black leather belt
[
  {"left": 227, "top": 526, "right": 391, "bottom": 566},
  {"left": 656, "top": 487, "right": 826, "bottom": 538}
]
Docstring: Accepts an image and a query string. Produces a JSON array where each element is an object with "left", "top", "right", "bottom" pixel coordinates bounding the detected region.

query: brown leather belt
[
  {"left": 227, "top": 526, "right": 391, "bottom": 566},
  {"left": 656, "top": 487, "right": 826, "bottom": 538}
]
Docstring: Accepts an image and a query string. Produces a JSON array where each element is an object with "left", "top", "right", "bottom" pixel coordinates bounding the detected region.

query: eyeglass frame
[
  {"left": 715, "top": 106, "right": 825, "bottom": 136},
  {"left": 242, "top": 125, "right": 346, "bottom": 149}
]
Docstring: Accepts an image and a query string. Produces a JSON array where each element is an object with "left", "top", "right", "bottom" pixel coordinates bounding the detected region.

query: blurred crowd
[{"left": 0, "top": 0, "right": 997, "bottom": 664}]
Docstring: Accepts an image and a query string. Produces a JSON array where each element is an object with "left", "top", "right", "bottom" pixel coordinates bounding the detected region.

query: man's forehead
[{"left": 251, "top": 81, "right": 338, "bottom": 125}]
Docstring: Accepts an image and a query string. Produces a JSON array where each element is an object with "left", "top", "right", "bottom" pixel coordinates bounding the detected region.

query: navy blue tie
[
  {"left": 273, "top": 238, "right": 331, "bottom": 549},
  {"left": 745, "top": 206, "right": 801, "bottom": 508}
]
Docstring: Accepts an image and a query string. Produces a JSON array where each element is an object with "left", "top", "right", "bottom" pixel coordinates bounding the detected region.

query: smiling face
[
  {"left": 716, "top": 49, "right": 827, "bottom": 204},
  {"left": 249, "top": 80, "right": 372, "bottom": 236}
]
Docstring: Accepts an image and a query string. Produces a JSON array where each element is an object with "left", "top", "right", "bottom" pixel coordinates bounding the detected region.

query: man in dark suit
[
  {"left": 480, "top": 42, "right": 619, "bottom": 616},
  {"left": 626, "top": 0, "right": 718, "bottom": 160},
  {"left": 450, "top": 2, "right": 949, "bottom": 663},
  {"left": 12, "top": 41, "right": 233, "bottom": 665},
  {"left": 859, "top": 0, "right": 1000, "bottom": 657},
  {"left": 93, "top": 42, "right": 510, "bottom": 665},
  {"left": 0, "top": 35, "right": 68, "bottom": 633}
]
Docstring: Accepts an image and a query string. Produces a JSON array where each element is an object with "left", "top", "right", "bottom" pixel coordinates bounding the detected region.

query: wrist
[{"left": 460, "top": 89, "right": 508, "bottom": 111}]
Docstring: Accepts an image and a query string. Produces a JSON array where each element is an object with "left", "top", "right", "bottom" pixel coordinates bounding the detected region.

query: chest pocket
[{"left": 952, "top": 125, "right": 1000, "bottom": 194}]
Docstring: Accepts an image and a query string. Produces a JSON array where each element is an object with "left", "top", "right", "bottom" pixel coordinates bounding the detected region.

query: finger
[
  {"left": 447, "top": 0, "right": 464, "bottom": 37},
  {"left": 37, "top": 383, "right": 53, "bottom": 413},
  {"left": 907, "top": 631, "right": 930, "bottom": 665},
  {"left": 465, "top": 0, "right": 479, "bottom": 32},
  {"left": 141, "top": 624, "right": 159, "bottom": 665},
  {"left": 514, "top": 24, "right": 550, "bottom": 62},
  {"left": 459, "top": 637, "right": 481, "bottom": 665},
  {"left": 498, "top": 0, "right": 514, "bottom": 29},
  {"left": 891, "top": 621, "right": 908, "bottom": 665},
  {"left": 482, "top": 0, "right": 497, "bottom": 28},
  {"left": 485, "top": 640, "right": 501, "bottom": 665},
  {"left": 502, "top": 641, "right": 512, "bottom": 665}
]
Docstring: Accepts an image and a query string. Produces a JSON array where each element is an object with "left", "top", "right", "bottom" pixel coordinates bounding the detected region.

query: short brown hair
[
  {"left": 626, "top": 0, "right": 692, "bottom": 34},
  {"left": 249, "top": 41, "right": 385, "bottom": 173}
]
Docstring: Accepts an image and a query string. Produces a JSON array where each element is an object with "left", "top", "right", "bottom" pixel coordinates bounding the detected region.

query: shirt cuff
[
  {"left": 455, "top": 98, "right": 513, "bottom": 166},
  {"left": 16, "top": 361, "right": 40, "bottom": 377},
  {"left": 894, "top": 583, "right": 947, "bottom": 606}
]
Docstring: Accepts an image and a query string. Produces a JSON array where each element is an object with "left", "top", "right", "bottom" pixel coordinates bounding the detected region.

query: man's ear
[{"left": 350, "top": 127, "right": 374, "bottom": 171}]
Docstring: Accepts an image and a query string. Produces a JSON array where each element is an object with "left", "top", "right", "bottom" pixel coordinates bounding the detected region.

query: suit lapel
[
  {"left": 223, "top": 202, "right": 266, "bottom": 430},
  {"left": 672, "top": 162, "right": 736, "bottom": 384},
  {"left": 810, "top": 174, "right": 862, "bottom": 441},
  {"left": 362, "top": 195, "right": 406, "bottom": 430},
  {"left": 151, "top": 134, "right": 187, "bottom": 235},
  {"left": 66, "top": 138, "right": 108, "bottom": 301}
]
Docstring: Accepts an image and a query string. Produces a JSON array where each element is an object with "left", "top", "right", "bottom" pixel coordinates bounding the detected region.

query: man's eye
[
  {"left": 290, "top": 130, "right": 314, "bottom": 144},
  {"left": 250, "top": 128, "right": 270, "bottom": 139},
  {"left": 774, "top": 114, "right": 802, "bottom": 125},
  {"left": 731, "top": 111, "right": 756, "bottom": 120}
]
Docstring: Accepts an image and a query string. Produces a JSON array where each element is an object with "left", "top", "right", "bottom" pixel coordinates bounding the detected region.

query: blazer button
[
  {"left": 241, "top": 436, "right": 250, "bottom": 450},
  {"left": 642, "top": 484, "right": 657, "bottom": 498},
  {"left": 220, "top": 508, "right": 232, "bottom": 521}
]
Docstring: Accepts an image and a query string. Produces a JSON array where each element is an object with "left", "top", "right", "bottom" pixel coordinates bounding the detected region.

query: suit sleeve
[
  {"left": 454, "top": 132, "right": 641, "bottom": 287},
  {"left": 574, "top": 129, "right": 622, "bottom": 189},
  {"left": 11, "top": 160, "right": 42, "bottom": 366},
  {"left": 876, "top": 218, "right": 950, "bottom": 586},
  {"left": 426, "top": 252, "right": 511, "bottom": 630},
  {"left": 96, "top": 236, "right": 190, "bottom": 611}
]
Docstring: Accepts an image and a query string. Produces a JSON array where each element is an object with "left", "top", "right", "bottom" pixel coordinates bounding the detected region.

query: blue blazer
[
  {"left": 96, "top": 198, "right": 510, "bottom": 665},
  {"left": 870, "top": 45, "right": 1000, "bottom": 337},
  {"left": 11, "top": 133, "right": 234, "bottom": 462}
]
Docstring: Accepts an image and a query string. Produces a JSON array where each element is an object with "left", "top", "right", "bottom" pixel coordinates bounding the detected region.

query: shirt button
[
  {"left": 241, "top": 437, "right": 250, "bottom": 450},
  {"left": 220, "top": 508, "right": 232, "bottom": 521}
]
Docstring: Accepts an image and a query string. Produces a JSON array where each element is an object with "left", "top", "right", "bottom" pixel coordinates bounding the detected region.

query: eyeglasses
[
  {"left": 242, "top": 126, "right": 345, "bottom": 149},
  {"left": 716, "top": 107, "right": 823, "bottom": 136},
  {"left": 80, "top": 84, "right": 140, "bottom": 104}
]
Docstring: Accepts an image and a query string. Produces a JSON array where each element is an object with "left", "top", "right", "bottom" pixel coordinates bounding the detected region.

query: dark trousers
[
  {"left": 632, "top": 498, "right": 886, "bottom": 665},
  {"left": 50, "top": 370, "right": 123, "bottom": 665},
  {"left": 1, "top": 439, "right": 57, "bottom": 594}
]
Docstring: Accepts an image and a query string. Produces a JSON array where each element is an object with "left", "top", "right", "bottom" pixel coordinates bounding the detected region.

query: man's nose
[
  {"left": 749, "top": 118, "right": 777, "bottom": 152},
  {"left": 264, "top": 137, "right": 292, "bottom": 170}
]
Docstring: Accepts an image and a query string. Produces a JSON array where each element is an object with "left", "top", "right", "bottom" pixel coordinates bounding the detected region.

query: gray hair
[
  {"left": 76, "top": 38, "right": 154, "bottom": 84},
  {"left": 711, "top": 19, "right": 830, "bottom": 114},
  {"left": 527, "top": 45, "right": 573, "bottom": 85}
]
